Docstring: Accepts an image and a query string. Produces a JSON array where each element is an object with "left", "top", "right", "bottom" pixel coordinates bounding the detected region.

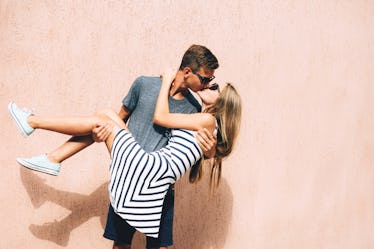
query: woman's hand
[{"left": 161, "top": 69, "right": 177, "bottom": 87}]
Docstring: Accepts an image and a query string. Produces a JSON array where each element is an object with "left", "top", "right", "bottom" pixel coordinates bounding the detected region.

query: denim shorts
[{"left": 103, "top": 185, "right": 174, "bottom": 248}]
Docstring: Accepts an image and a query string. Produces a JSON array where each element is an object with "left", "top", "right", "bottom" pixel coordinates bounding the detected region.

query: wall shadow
[
  {"left": 173, "top": 175, "right": 233, "bottom": 249},
  {"left": 20, "top": 167, "right": 232, "bottom": 248},
  {"left": 20, "top": 167, "right": 109, "bottom": 247}
]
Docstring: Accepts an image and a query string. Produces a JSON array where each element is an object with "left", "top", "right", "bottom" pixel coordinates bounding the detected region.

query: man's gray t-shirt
[{"left": 122, "top": 76, "right": 201, "bottom": 152}]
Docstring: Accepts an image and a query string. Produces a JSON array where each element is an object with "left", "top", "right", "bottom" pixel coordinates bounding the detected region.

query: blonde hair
[{"left": 189, "top": 83, "right": 242, "bottom": 190}]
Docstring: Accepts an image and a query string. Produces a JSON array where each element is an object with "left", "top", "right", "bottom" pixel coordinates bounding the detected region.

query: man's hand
[
  {"left": 92, "top": 121, "right": 113, "bottom": 143},
  {"left": 196, "top": 128, "right": 217, "bottom": 159}
]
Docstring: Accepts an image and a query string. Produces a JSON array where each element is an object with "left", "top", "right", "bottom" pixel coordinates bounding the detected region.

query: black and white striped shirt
[{"left": 109, "top": 128, "right": 203, "bottom": 238}]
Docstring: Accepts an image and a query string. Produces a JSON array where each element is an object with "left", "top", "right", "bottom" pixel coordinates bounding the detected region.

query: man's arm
[
  {"left": 92, "top": 105, "right": 131, "bottom": 142},
  {"left": 118, "top": 105, "right": 131, "bottom": 122}
]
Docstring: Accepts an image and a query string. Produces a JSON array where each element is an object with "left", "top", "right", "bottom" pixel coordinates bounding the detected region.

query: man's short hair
[{"left": 179, "top": 45, "right": 219, "bottom": 73}]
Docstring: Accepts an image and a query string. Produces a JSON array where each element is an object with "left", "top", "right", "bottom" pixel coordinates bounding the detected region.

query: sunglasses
[
  {"left": 196, "top": 73, "right": 215, "bottom": 85},
  {"left": 208, "top": 83, "right": 220, "bottom": 91}
]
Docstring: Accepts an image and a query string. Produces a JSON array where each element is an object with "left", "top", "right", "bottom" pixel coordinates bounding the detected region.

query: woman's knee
[
  {"left": 96, "top": 108, "right": 126, "bottom": 127},
  {"left": 94, "top": 109, "right": 124, "bottom": 130},
  {"left": 94, "top": 109, "right": 116, "bottom": 123}
]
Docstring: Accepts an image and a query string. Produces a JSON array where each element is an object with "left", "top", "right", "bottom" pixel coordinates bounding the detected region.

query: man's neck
[{"left": 169, "top": 83, "right": 189, "bottom": 100}]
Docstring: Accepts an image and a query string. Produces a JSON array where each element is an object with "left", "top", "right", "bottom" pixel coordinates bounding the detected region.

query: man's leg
[
  {"left": 104, "top": 205, "right": 135, "bottom": 249},
  {"left": 108, "top": 186, "right": 175, "bottom": 249},
  {"left": 113, "top": 243, "right": 131, "bottom": 249},
  {"left": 146, "top": 185, "right": 174, "bottom": 249}
]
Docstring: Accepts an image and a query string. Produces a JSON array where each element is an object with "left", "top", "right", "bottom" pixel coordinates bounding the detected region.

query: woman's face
[{"left": 197, "top": 83, "right": 221, "bottom": 106}]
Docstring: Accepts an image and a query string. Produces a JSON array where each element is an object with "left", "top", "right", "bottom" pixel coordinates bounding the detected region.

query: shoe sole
[
  {"left": 16, "top": 158, "right": 59, "bottom": 176},
  {"left": 8, "top": 102, "right": 30, "bottom": 138}
]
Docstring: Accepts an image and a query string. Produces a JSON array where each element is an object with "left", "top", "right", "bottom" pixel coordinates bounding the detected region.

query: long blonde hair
[{"left": 189, "top": 83, "right": 242, "bottom": 190}]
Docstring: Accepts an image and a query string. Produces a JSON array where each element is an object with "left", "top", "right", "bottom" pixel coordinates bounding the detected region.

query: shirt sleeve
[{"left": 122, "top": 76, "right": 143, "bottom": 112}]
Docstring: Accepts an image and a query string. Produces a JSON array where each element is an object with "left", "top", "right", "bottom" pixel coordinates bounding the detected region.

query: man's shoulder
[
  {"left": 135, "top": 76, "right": 161, "bottom": 85},
  {"left": 131, "top": 76, "right": 161, "bottom": 92}
]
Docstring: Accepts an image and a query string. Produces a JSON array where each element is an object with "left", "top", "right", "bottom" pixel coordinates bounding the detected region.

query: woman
[{"left": 8, "top": 71, "right": 242, "bottom": 238}]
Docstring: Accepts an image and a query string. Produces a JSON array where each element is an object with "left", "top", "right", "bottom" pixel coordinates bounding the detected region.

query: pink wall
[{"left": 1, "top": 1, "right": 373, "bottom": 248}]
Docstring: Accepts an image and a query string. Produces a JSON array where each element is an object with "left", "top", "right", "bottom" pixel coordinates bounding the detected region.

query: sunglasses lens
[
  {"left": 198, "top": 74, "right": 215, "bottom": 85},
  {"left": 209, "top": 83, "right": 219, "bottom": 90},
  {"left": 205, "top": 76, "right": 214, "bottom": 84}
]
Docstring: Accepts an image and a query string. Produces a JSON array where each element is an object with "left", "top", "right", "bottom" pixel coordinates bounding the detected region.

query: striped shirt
[{"left": 109, "top": 128, "right": 203, "bottom": 238}]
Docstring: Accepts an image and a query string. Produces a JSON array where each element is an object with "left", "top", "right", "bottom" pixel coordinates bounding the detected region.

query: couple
[{"left": 9, "top": 45, "right": 242, "bottom": 249}]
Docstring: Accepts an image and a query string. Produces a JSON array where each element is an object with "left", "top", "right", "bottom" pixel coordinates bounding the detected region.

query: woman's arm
[{"left": 153, "top": 70, "right": 215, "bottom": 133}]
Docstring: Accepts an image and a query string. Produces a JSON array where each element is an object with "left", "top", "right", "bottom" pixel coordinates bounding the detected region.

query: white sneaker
[
  {"left": 8, "top": 102, "right": 34, "bottom": 137},
  {"left": 17, "top": 154, "right": 60, "bottom": 176}
]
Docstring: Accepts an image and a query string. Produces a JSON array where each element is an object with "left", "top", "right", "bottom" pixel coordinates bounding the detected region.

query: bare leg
[
  {"left": 47, "top": 135, "right": 94, "bottom": 163},
  {"left": 28, "top": 115, "right": 102, "bottom": 136},
  {"left": 26, "top": 109, "right": 127, "bottom": 157}
]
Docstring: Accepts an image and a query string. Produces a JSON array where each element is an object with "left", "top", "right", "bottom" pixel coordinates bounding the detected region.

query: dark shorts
[{"left": 103, "top": 185, "right": 174, "bottom": 248}]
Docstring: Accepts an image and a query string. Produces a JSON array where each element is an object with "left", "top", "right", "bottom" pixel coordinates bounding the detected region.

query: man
[{"left": 97, "top": 44, "right": 219, "bottom": 249}]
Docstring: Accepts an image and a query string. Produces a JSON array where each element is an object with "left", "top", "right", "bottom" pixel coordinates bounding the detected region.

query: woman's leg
[
  {"left": 11, "top": 105, "right": 128, "bottom": 175},
  {"left": 27, "top": 115, "right": 102, "bottom": 136},
  {"left": 26, "top": 109, "right": 122, "bottom": 135},
  {"left": 19, "top": 135, "right": 96, "bottom": 176},
  {"left": 47, "top": 135, "right": 94, "bottom": 163},
  {"left": 38, "top": 109, "right": 125, "bottom": 163},
  {"left": 26, "top": 109, "right": 127, "bottom": 154}
]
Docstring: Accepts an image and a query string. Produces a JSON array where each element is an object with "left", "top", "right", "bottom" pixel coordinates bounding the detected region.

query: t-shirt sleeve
[{"left": 122, "top": 76, "right": 143, "bottom": 112}]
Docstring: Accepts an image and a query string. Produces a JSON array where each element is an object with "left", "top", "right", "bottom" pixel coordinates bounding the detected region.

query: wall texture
[{"left": 1, "top": 1, "right": 373, "bottom": 248}]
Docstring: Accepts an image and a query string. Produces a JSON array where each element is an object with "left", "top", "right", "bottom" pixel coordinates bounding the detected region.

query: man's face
[{"left": 184, "top": 67, "right": 215, "bottom": 93}]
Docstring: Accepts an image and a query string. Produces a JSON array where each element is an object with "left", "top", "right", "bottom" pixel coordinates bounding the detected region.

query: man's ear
[{"left": 182, "top": 67, "right": 193, "bottom": 79}]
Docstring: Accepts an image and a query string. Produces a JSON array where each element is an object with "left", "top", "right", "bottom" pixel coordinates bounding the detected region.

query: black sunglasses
[
  {"left": 197, "top": 73, "right": 215, "bottom": 85},
  {"left": 208, "top": 83, "right": 220, "bottom": 91}
]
